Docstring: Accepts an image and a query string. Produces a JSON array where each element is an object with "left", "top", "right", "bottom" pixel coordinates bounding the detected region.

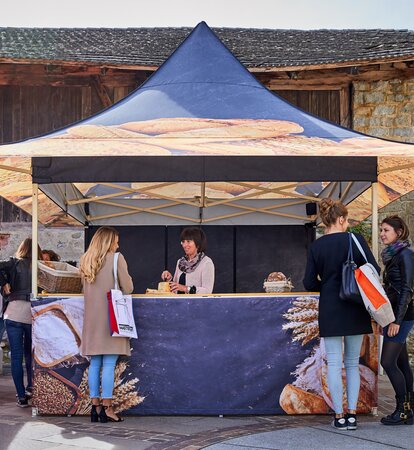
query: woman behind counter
[
  {"left": 0, "top": 238, "right": 41, "bottom": 407},
  {"left": 161, "top": 227, "right": 215, "bottom": 294},
  {"left": 79, "top": 226, "right": 133, "bottom": 423},
  {"left": 303, "top": 198, "right": 379, "bottom": 431},
  {"left": 379, "top": 215, "right": 414, "bottom": 426}
]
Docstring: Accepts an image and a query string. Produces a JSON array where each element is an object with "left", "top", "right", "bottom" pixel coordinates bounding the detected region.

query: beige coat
[{"left": 81, "top": 252, "right": 133, "bottom": 357}]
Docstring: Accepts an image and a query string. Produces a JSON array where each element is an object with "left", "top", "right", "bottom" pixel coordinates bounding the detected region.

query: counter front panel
[{"left": 31, "top": 294, "right": 378, "bottom": 415}]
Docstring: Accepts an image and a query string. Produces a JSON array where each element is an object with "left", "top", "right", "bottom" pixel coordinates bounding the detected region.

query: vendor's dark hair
[
  {"left": 319, "top": 198, "right": 348, "bottom": 227},
  {"left": 180, "top": 227, "right": 207, "bottom": 252},
  {"left": 381, "top": 215, "right": 410, "bottom": 240},
  {"left": 42, "top": 249, "right": 61, "bottom": 261}
]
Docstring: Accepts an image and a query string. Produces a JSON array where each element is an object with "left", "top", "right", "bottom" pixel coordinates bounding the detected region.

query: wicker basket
[
  {"left": 263, "top": 280, "right": 293, "bottom": 293},
  {"left": 38, "top": 261, "right": 82, "bottom": 294}
]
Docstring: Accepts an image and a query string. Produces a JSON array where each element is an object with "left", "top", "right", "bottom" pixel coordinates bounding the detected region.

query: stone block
[
  {"left": 352, "top": 92, "right": 365, "bottom": 105},
  {"left": 372, "top": 105, "right": 396, "bottom": 115},
  {"left": 363, "top": 92, "right": 385, "bottom": 103},
  {"left": 401, "top": 103, "right": 414, "bottom": 113},
  {"left": 394, "top": 115, "right": 412, "bottom": 127},
  {"left": 392, "top": 128, "right": 414, "bottom": 138},
  {"left": 370, "top": 80, "right": 390, "bottom": 92},
  {"left": 353, "top": 106, "right": 372, "bottom": 116},
  {"left": 352, "top": 117, "right": 369, "bottom": 127},
  {"left": 386, "top": 94, "right": 406, "bottom": 102},
  {"left": 368, "top": 117, "right": 394, "bottom": 127},
  {"left": 367, "top": 127, "right": 389, "bottom": 137},
  {"left": 353, "top": 81, "right": 370, "bottom": 91}
]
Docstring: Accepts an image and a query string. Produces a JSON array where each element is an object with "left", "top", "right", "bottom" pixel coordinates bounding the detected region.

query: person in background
[
  {"left": 379, "top": 215, "right": 414, "bottom": 426},
  {"left": 41, "top": 249, "right": 60, "bottom": 262},
  {"left": 303, "top": 198, "right": 379, "bottom": 430},
  {"left": 161, "top": 227, "right": 215, "bottom": 294},
  {"left": 79, "top": 227, "right": 133, "bottom": 423},
  {"left": 0, "top": 238, "right": 42, "bottom": 406}
]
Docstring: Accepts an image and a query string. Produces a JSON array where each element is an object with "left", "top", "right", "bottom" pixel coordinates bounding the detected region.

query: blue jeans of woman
[
  {"left": 5, "top": 319, "right": 32, "bottom": 399},
  {"left": 88, "top": 354, "right": 118, "bottom": 399},
  {"left": 323, "top": 334, "right": 364, "bottom": 414}
]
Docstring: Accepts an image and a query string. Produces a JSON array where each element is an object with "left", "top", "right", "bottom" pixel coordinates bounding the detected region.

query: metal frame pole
[
  {"left": 31, "top": 183, "right": 39, "bottom": 296},
  {"left": 371, "top": 182, "right": 383, "bottom": 377}
]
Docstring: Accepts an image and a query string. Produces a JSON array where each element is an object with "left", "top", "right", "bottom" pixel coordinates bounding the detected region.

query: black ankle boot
[
  {"left": 404, "top": 392, "right": 414, "bottom": 425},
  {"left": 91, "top": 405, "right": 100, "bottom": 423},
  {"left": 381, "top": 395, "right": 411, "bottom": 425}
]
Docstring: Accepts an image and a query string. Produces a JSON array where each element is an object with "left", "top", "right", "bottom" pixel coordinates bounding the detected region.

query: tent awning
[{"left": 1, "top": 22, "right": 414, "bottom": 226}]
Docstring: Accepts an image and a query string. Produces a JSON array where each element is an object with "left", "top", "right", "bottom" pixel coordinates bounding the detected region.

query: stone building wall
[
  {"left": 353, "top": 79, "right": 414, "bottom": 142},
  {"left": 353, "top": 79, "right": 414, "bottom": 366},
  {"left": 0, "top": 222, "right": 83, "bottom": 264}
]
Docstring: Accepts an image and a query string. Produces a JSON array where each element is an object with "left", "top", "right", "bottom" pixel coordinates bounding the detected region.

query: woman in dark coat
[
  {"left": 303, "top": 198, "right": 379, "bottom": 430},
  {"left": 379, "top": 215, "right": 414, "bottom": 426}
]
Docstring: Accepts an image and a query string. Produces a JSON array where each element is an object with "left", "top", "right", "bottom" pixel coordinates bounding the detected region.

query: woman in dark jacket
[
  {"left": 303, "top": 198, "right": 379, "bottom": 430},
  {"left": 379, "top": 215, "right": 414, "bottom": 426},
  {"left": 0, "top": 238, "right": 41, "bottom": 407}
]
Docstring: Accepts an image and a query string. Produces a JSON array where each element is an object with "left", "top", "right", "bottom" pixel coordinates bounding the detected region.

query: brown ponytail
[{"left": 319, "top": 198, "right": 348, "bottom": 227}]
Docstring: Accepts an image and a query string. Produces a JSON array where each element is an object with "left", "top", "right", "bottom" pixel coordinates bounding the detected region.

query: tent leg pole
[
  {"left": 371, "top": 182, "right": 383, "bottom": 376},
  {"left": 371, "top": 182, "right": 378, "bottom": 259},
  {"left": 31, "top": 183, "right": 39, "bottom": 297}
]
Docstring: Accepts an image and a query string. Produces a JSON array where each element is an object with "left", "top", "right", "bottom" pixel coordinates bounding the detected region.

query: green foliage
[{"left": 348, "top": 220, "right": 372, "bottom": 245}]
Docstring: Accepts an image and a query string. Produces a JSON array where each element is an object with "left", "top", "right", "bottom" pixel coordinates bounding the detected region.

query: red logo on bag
[
  {"left": 355, "top": 269, "right": 387, "bottom": 309},
  {"left": 107, "top": 291, "right": 119, "bottom": 334}
]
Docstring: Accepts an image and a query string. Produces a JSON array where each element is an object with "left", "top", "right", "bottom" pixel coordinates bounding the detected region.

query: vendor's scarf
[
  {"left": 178, "top": 252, "right": 205, "bottom": 274},
  {"left": 381, "top": 240, "right": 410, "bottom": 264}
]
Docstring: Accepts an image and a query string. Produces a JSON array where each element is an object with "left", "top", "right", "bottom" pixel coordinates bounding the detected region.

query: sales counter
[{"left": 31, "top": 293, "right": 378, "bottom": 416}]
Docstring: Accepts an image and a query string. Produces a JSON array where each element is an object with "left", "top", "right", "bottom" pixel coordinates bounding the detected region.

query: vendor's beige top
[{"left": 81, "top": 252, "right": 133, "bottom": 357}]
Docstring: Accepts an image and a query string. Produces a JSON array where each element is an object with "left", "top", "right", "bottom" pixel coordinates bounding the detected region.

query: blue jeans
[
  {"left": 88, "top": 354, "right": 118, "bottom": 399},
  {"left": 0, "top": 318, "right": 5, "bottom": 341},
  {"left": 5, "top": 319, "right": 32, "bottom": 399},
  {"left": 323, "top": 334, "right": 364, "bottom": 414}
]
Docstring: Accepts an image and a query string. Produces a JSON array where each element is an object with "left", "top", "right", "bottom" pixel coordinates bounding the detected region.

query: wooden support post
[{"left": 91, "top": 75, "right": 112, "bottom": 108}]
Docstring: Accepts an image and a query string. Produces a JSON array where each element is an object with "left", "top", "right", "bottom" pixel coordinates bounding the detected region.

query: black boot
[
  {"left": 381, "top": 395, "right": 412, "bottom": 425},
  {"left": 404, "top": 392, "right": 414, "bottom": 425}
]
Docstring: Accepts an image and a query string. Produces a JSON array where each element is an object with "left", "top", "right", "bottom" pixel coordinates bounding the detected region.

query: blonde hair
[
  {"left": 80, "top": 227, "right": 119, "bottom": 284},
  {"left": 319, "top": 198, "right": 348, "bottom": 227}
]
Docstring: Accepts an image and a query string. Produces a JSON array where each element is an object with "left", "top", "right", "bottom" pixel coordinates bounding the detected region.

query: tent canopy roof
[{"left": 1, "top": 22, "right": 414, "bottom": 226}]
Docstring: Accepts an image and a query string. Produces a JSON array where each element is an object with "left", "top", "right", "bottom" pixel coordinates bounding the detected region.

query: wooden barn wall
[
  {"left": 0, "top": 81, "right": 346, "bottom": 144},
  {"left": 0, "top": 196, "right": 31, "bottom": 222},
  {"left": 0, "top": 84, "right": 136, "bottom": 144}
]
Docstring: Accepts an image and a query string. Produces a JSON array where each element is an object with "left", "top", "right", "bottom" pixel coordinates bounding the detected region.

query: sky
[{"left": 1, "top": 0, "right": 413, "bottom": 29}]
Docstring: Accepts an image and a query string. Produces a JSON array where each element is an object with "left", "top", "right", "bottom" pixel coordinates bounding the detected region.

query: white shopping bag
[{"left": 107, "top": 253, "right": 137, "bottom": 338}]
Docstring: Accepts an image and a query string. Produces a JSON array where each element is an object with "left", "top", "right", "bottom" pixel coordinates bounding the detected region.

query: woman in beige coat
[{"left": 80, "top": 227, "right": 133, "bottom": 423}]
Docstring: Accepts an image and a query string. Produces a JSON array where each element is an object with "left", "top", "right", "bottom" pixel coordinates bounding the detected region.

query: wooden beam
[{"left": 91, "top": 75, "right": 112, "bottom": 108}]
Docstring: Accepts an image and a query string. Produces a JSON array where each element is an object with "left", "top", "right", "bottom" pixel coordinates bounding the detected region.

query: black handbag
[{"left": 339, "top": 233, "right": 363, "bottom": 305}]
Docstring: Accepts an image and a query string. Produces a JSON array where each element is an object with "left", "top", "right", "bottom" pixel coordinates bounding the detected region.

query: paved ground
[{"left": 0, "top": 366, "right": 413, "bottom": 450}]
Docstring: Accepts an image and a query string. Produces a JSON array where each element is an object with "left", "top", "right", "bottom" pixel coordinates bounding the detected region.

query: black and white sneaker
[
  {"left": 346, "top": 413, "right": 357, "bottom": 430},
  {"left": 25, "top": 387, "right": 33, "bottom": 398},
  {"left": 332, "top": 416, "right": 348, "bottom": 430},
  {"left": 16, "top": 397, "right": 29, "bottom": 408}
]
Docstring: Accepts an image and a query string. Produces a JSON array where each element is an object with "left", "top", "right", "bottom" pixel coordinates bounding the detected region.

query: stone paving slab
[
  {"left": 0, "top": 369, "right": 405, "bottom": 450},
  {"left": 205, "top": 422, "right": 414, "bottom": 450}
]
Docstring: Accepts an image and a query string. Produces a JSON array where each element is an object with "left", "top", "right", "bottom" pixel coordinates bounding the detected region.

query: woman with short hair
[{"left": 161, "top": 227, "right": 215, "bottom": 294}]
